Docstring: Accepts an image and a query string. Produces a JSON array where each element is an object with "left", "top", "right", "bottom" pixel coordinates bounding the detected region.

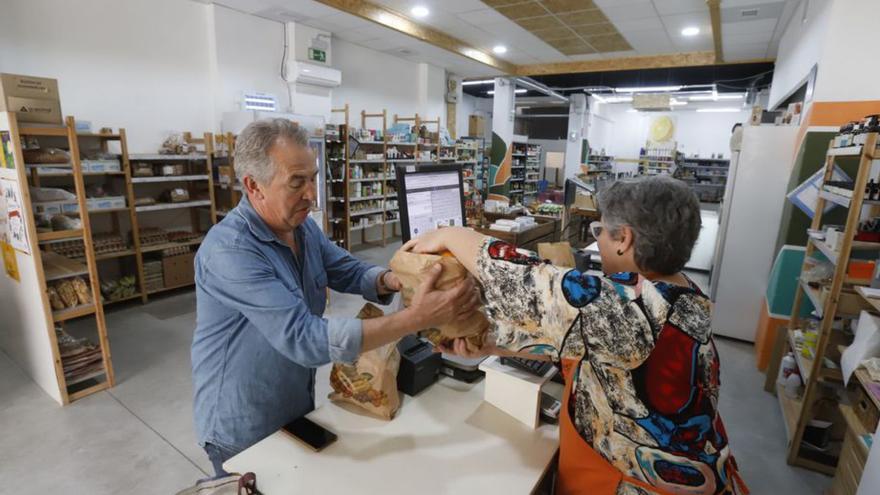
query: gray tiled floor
[{"left": 0, "top": 242, "right": 831, "bottom": 494}]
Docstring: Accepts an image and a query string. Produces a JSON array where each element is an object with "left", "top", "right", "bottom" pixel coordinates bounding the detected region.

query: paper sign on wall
[
  {"left": 1, "top": 242, "right": 18, "bottom": 282},
  {"left": 0, "top": 131, "right": 15, "bottom": 170},
  {"left": 1, "top": 177, "right": 30, "bottom": 255}
]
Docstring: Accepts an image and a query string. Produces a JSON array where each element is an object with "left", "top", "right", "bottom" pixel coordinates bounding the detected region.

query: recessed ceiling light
[
  {"left": 681, "top": 26, "right": 700, "bottom": 36},
  {"left": 411, "top": 6, "right": 429, "bottom": 18},
  {"left": 492, "top": 45, "right": 507, "bottom": 54}
]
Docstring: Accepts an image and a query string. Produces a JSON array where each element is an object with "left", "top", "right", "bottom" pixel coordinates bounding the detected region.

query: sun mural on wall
[{"left": 649, "top": 115, "right": 675, "bottom": 143}]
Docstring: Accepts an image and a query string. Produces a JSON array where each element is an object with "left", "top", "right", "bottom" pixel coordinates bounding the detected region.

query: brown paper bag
[
  {"left": 389, "top": 250, "right": 489, "bottom": 352},
  {"left": 538, "top": 242, "right": 576, "bottom": 268},
  {"left": 328, "top": 303, "right": 401, "bottom": 420}
]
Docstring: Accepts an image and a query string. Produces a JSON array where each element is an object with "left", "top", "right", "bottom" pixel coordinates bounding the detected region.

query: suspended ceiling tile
[
  {"left": 621, "top": 28, "right": 674, "bottom": 53},
  {"left": 652, "top": 0, "right": 709, "bottom": 16},
  {"left": 531, "top": 26, "right": 579, "bottom": 41},
  {"left": 481, "top": 0, "right": 532, "bottom": 6},
  {"left": 563, "top": 9, "right": 609, "bottom": 26},
  {"left": 722, "top": 17, "right": 779, "bottom": 36},
  {"left": 571, "top": 23, "right": 619, "bottom": 37},
  {"left": 585, "top": 33, "right": 632, "bottom": 52},
  {"left": 659, "top": 11, "right": 712, "bottom": 33},
  {"left": 720, "top": 0, "right": 785, "bottom": 6},
  {"left": 315, "top": 12, "right": 376, "bottom": 30},
  {"left": 722, "top": 27, "right": 774, "bottom": 45},
  {"left": 539, "top": 0, "right": 598, "bottom": 14},
  {"left": 516, "top": 16, "right": 567, "bottom": 31},
  {"left": 496, "top": 2, "right": 550, "bottom": 19},
  {"left": 612, "top": 16, "right": 666, "bottom": 32},
  {"left": 594, "top": 0, "right": 653, "bottom": 6},
  {"left": 598, "top": 4, "right": 659, "bottom": 22},
  {"left": 454, "top": 8, "right": 512, "bottom": 24}
]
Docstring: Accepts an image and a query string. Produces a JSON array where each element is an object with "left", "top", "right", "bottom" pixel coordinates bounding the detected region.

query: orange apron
[{"left": 555, "top": 359, "right": 748, "bottom": 495}]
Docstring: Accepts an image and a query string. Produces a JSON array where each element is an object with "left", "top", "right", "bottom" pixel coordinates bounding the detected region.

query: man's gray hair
[
  {"left": 597, "top": 175, "right": 702, "bottom": 275},
  {"left": 234, "top": 118, "right": 309, "bottom": 185}
]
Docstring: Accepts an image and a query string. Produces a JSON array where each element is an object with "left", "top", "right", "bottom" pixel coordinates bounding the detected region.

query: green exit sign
[{"left": 308, "top": 48, "right": 326, "bottom": 63}]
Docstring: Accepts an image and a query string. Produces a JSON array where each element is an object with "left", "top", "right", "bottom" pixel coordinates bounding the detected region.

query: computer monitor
[{"left": 395, "top": 163, "right": 467, "bottom": 243}]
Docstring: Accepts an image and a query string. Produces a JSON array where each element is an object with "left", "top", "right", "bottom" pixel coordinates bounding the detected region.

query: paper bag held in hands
[
  {"left": 328, "top": 303, "right": 401, "bottom": 420},
  {"left": 389, "top": 249, "right": 489, "bottom": 352}
]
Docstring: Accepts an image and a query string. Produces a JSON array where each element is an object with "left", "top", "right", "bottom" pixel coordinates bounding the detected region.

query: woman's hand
[{"left": 403, "top": 227, "right": 465, "bottom": 254}]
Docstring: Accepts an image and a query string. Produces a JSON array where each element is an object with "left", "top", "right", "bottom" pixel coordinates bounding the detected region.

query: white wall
[
  {"left": 214, "top": 6, "right": 289, "bottom": 116},
  {"left": 588, "top": 105, "right": 748, "bottom": 160},
  {"left": 813, "top": 0, "right": 880, "bottom": 102},
  {"left": 767, "top": 0, "right": 830, "bottom": 109},
  {"left": 457, "top": 94, "right": 492, "bottom": 139},
  {"left": 332, "top": 39, "right": 447, "bottom": 130},
  {"left": 0, "top": 0, "right": 215, "bottom": 152}
]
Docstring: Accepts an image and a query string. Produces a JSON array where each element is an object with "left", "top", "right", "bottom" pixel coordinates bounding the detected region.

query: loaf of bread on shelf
[
  {"left": 55, "top": 280, "right": 79, "bottom": 308},
  {"left": 47, "top": 286, "right": 66, "bottom": 311},
  {"left": 71, "top": 277, "right": 91, "bottom": 305}
]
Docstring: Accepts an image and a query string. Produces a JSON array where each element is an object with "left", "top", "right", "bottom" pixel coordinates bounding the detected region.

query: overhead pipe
[{"left": 514, "top": 77, "right": 569, "bottom": 103}]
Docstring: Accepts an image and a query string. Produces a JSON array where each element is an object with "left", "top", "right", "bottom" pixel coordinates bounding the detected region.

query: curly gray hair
[
  {"left": 234, "top": 118, "right": 309, "bottom": 185},
  {"left": 597, "top": 176, "right": 702, "bottom": 275}
]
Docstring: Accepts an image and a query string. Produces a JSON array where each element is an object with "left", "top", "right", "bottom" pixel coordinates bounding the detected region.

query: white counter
[{"left": 224, "top": 376, "right": 559, "bottom": 494}]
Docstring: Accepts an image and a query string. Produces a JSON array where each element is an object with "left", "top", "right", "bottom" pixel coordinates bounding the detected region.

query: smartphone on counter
[{"left": 281, "top": 416, "right": 338, "bottom": 452}]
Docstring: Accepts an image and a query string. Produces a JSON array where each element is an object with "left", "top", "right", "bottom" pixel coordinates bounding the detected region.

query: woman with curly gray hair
[{"left": 404, "top": 176, "right": 746, "bottom": 495}]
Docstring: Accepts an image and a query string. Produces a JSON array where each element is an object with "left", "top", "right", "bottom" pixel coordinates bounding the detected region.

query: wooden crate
[{"left": 162, "top": 252, "right": 195, "bottom": 288}]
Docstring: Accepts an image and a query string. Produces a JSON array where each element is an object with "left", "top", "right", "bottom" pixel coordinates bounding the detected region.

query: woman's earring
[{"left": 616, "top": 249, "right": 624, "bottom": 256}]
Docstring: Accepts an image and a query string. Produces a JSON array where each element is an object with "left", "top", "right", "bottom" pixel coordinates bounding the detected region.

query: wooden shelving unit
[
  {"left": 127, "top": 131, "right": 217, "bottom": 298},
  {"left": 677, "top": 156, "right": 729, "bottom": 203},
  {"left": 639, "top": 141, "right": 678, "bottom": 176},
  {"left": 325, "top": 105, "right": 350, "bottom": 249},
  {"left": 6, "top": 114, "right": 115, "bottom": 404},
  {"left": 524, "top": 144, "right": 542, "bottom": 205},
  {"left": 348, "top": 109, "right": 393, "bottom": 246},
  {"left": 212, "top": 132, "right": 238, "bottom": 218},
  {"left": 509, "top": 140, "right": 529, "bottom": 205},
  {"left": 770, "top": 133, "right": 880, "bottom": 474}
]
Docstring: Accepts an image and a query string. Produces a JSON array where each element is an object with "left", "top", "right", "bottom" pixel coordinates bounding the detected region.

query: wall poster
[
  {"left": 1, "top": 177, "right": 30, "bottom": 255},
  {"left": 0, "top": 131, "right": 14, "bottom": 170}
]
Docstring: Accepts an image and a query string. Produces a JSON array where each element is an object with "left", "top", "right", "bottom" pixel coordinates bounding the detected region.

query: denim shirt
[{"left": 191, "top": 196, "right": 390, "bottom": 454}]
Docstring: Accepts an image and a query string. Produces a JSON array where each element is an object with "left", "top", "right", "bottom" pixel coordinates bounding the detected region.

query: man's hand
[
  {"left": 407, "top": 264, "right": 480, "bottom": 330},
  {"left": 382, "top": 272, "right": 402, "bottom": 292}
]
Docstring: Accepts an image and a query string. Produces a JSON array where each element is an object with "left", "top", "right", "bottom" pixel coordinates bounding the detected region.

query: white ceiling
[{"left": 208, "top": 0, "right": 796, "bottom": 77}]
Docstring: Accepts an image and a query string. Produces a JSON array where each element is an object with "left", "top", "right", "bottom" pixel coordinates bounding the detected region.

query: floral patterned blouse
[{"left": 477, "top": 239, "right": 743, "bottom": 495}]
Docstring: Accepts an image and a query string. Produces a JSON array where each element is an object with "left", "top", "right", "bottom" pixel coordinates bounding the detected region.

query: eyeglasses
[{"left": 589, "top": 221, "right": 604, "bottom": 239}]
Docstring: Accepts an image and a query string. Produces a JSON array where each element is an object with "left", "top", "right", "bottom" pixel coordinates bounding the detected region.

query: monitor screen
[{"left": 396, "top": 164, "right": 466, "bottom": 242}]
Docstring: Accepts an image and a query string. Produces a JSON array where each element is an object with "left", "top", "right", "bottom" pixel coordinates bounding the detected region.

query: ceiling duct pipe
[{"left": 515, "top": 77, "right": 569, "bottom": 104}]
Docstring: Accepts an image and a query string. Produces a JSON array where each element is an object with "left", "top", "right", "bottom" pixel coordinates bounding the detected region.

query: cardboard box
[
  {"left": 83, "top": 159, "right": 121, "bottom": 173},
  {"left": 0, "top": 73, "right": 63, "bottom": 125},
  {"left": 163, "top": 252, "right": 196, "bottom": 288},
  {"left": 468, "top": 115, "right": 485, "bottom": 137},
  {"left": 87, "top": 196, "right": 126, "bottom": 211}
]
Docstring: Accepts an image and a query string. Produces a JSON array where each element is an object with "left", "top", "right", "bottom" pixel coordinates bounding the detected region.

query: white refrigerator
[{"left": 710, "top": 125, "right": 798, "bottom": 341}]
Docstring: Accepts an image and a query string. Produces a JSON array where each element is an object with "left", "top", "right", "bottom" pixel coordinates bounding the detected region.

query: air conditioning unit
[
  {"left": 632, "top": 94, "right": 671, "bottom": 111},
  {"left": 292, "top": 61, "right": 341, "bottom": 88}
]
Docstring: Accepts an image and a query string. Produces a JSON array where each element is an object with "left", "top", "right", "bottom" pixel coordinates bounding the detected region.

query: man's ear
[{"left": 243, "top": 176, "right": 263, "bottom": 200}]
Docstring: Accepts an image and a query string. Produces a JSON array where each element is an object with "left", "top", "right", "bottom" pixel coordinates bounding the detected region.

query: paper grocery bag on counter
[
  {"left": 329, "top": 303, "right": 401, "bottom": 420},
  {"left": 389, "top": 249, "right": 489, "bottom": 352},
  {"left": 538, "top": 242, "right": 576, "bottom": 268}
]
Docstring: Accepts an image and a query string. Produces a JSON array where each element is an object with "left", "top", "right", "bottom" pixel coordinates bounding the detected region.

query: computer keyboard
[{"left": 500, "top": 356, "right": 555, "bottom": 377}]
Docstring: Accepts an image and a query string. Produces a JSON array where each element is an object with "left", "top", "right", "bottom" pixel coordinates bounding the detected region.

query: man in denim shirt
[{"left": 192, "top": 119, "right": 478, "bottom": 476}]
